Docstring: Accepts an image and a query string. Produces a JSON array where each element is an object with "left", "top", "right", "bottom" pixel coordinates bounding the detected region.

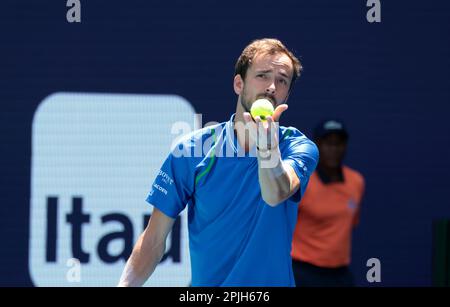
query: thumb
[{"left": 272, "top": 104, "right": 288, "bottom": 122}]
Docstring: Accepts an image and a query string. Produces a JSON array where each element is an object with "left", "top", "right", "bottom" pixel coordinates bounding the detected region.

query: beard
[{"left": 240, "top": 86, "right": 278, "bottom": 113}]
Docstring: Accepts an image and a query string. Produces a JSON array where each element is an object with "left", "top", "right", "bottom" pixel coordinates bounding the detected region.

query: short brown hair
[{"left": 234, "top": 38, "right": 302, "bottom": 89}]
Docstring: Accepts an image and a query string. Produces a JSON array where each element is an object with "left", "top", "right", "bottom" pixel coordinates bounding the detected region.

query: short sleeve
[
  {"left": 280, "top": 129, "right": 319, "bottom": 204},
  {"left": 353, "top": 172, "right": 366, "bottom": 226},
  {"left": 145, "top": 144, "right": 195, "bottom": 219}
]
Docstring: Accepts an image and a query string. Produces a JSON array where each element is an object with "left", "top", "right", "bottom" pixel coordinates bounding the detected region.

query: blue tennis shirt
[{"left": 146, "top": 113, "right": 318, "bottom": 286}]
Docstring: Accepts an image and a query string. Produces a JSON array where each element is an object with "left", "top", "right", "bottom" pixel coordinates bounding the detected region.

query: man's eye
[{"left": 257, "top": 74, "right": 266, "bottom": 78}]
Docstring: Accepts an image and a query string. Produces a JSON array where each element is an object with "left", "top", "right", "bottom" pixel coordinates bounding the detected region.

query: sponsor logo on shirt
[
  {"left": 153, "top": 183, "right": 168, "bottom": 195},
  {"left": 158, "top": 170, "right": 174, "bottom": 185}
]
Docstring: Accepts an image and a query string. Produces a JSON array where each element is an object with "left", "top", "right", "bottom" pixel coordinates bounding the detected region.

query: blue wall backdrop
[{"left": 1, "top": 0, "right": 450, "bottom": 286}]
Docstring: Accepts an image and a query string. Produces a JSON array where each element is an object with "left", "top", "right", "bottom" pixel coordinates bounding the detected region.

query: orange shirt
[{"left": 291, "top": 166, "right": 365, "bottom": 268}]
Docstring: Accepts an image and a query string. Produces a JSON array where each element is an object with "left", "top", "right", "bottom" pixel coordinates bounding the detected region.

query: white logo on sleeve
[{"left": 153, "top": 183, "right": 168, "bottom": 195}]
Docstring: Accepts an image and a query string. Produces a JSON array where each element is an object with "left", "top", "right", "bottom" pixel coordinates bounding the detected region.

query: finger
[
  {"left": 243, "top": 112, "right": 254, "bottom": 123},
  {"left": 266, "top": 116, "right": 280, "bottom": 147},
  {"left": 267, "top": 116, "right": 279, "bottom": 129},
  {"left": 265, "top": 116, "right": 274, "bottom": 130},
  {"left": 255, "top": 116, "right": 269, "bottom": 131},
  {"left": 272, "top": 104, "right": 288, "bottom": 122}
]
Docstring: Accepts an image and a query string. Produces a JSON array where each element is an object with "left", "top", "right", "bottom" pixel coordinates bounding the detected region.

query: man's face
[
  {"left": 317, "top": 133, "right": 347, "bottom": 169},
  {"left": 235, "top": 52, "right": 294, "bottom": 112}
]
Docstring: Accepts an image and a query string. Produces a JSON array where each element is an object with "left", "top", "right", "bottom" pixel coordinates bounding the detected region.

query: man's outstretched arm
[
  {"left": 257, "top": 148, "right": 300, "bottom": 206},
  {"left": 118, "top": 207, "right": 175, "bottom": 287},
  {"left": 243, "top": 105, "right": 300, "bottom": 206}
]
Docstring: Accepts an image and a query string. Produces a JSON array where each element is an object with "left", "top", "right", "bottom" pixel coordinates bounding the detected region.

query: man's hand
[{"left": 243, "top": 104, "right": 288, "bottom": 151}]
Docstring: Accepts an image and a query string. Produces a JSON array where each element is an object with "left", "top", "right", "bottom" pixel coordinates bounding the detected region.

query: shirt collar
[
  {"left": 225, "top": 113, "right": 238, "bottom": 153},
  {"left": 225, "top": 113, "right": 257, "bottom": 156}
]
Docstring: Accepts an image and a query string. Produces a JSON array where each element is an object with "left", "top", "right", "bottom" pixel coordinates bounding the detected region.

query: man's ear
[{"left": 233, "top": 74, "right": 244, "bottom": 95}]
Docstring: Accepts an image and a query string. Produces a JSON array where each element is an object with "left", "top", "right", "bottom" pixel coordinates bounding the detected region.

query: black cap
[{"left": 313, "top": 119, "right": 349, "bottom": 140}]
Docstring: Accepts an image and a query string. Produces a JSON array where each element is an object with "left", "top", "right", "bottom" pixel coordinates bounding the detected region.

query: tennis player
[{"left": 118, "top": 38, "right": 318, "bottom": 287}]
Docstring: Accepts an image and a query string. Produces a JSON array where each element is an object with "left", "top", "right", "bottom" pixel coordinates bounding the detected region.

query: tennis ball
[{"left": 250, "top": 99, "right": 274, "bottom": 121}]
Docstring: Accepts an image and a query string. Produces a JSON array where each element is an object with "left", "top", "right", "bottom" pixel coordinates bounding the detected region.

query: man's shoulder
[
  {"left": 170, "top": 122, "right": 226, "bottom": 157},
  {"left": 279, "top": 126, "right": 317, "bottom": 149}
]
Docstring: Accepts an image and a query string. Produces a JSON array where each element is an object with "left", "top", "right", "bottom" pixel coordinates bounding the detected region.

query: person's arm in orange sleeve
[{"left": 353, "top": 176, "right": 365, "bottom": 227}]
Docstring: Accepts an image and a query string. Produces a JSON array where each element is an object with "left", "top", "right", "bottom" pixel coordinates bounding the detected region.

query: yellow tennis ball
[{"left": 250, "top": 99, "right": 274, "bottom": 121}]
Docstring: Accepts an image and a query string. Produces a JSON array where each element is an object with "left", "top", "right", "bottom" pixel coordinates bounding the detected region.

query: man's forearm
[
  {"left": 257, "top": 147, "right": 293, "bottom": 206},
  {"left": 118, "top": 231, "right": 165, "bottom": 287}
]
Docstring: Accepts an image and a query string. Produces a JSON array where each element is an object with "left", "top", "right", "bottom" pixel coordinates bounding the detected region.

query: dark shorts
[{"left": 292, "top": 259, "right": 355, "bottom": 287}]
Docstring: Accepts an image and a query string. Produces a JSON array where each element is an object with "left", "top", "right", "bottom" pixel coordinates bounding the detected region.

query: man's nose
[{"left": 265, "top": 82, "right": 276, "bottom": 95}]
